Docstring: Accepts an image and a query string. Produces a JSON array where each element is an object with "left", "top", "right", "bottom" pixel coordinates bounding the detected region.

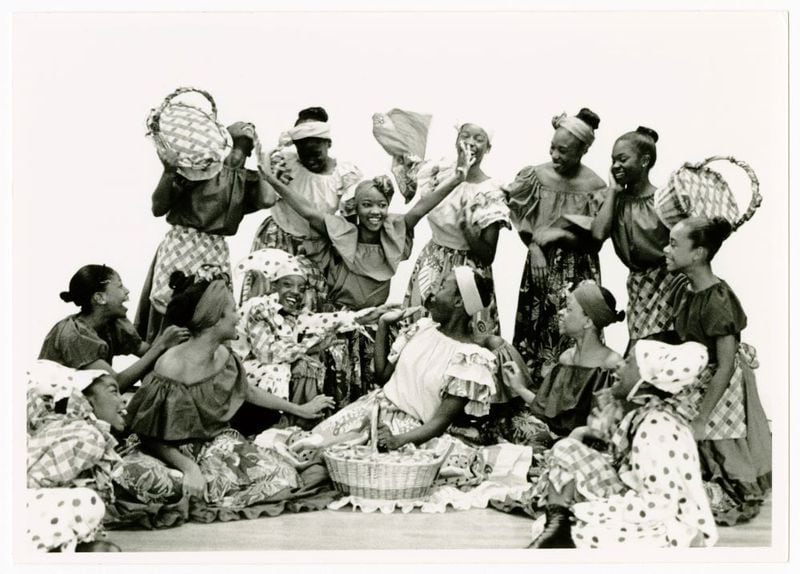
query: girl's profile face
[
  {"left": 611, "top": 352, "right": 642, "bottom": 400},
  {"left": 558, "top": 293, "right": 590, "bottom": 337},
  {"left": 664, "top": 221, "right": 698, "bottom": 272},
  {"left": 85, "top": 375, "right": 126, "bottom": 432},
  {"left": 98, "top": 273, "right": 130, "bottom": 319}
]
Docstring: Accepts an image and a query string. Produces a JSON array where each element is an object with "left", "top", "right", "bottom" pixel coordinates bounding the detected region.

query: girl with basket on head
[
  {"left": 125, "top": 272, "right": 330, "bottom": 524},
  {"left": 257, "top": 144, "right": 474, "bottom": 409},
  {"left": 664, "top": 216, "right": 771, "bottom": 525},
  {"left": 403, "top": 121, "right": 511, "bottom": 337},
  {"left": 135, "top": 88, "right": 277, "bottom": 343},
  {"left": 503, "top": 108, "right": 606, "bottom": 387},
  {"left": 510, "top": 340, "right": 718, "bottom": 549},
  {"left": 243, "top": 107, "right": 362, "bottom": 308},
  {"left": 40, "top": 265, "right": 189, "bottom": 392},
  {"left": 591, "top": 127, "right": 687, "bottom": 350}
]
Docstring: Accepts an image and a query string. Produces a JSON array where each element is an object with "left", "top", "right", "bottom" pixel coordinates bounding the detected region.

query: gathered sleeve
[
  {"left": 38, "top": 317, "right": 109, "bottom": 369},
  {"left": 701, "top": 284, "right": 748, "bottom": 338},
  {"left": 441, "top": 346, "right": 497, "bottom": 417},
  {"left": 466, "top": 180, "right": 512, "bottom": 232},
  {"left": 501, "top": 165, "right": 538, "bottom": 242},
  {"left": 105, "top": 318, "right": 144, "bottom": 357}
]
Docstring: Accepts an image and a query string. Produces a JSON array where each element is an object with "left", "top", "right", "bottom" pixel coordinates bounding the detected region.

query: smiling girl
[
  {"left": 39, "top": 265, "right": 189, "bottom": 392},
  {"left": 664, "top": 216, "right": 771, "bottom": 525}
]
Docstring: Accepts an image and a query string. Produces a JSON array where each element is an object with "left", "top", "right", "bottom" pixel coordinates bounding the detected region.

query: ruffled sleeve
[
  {"left": 465, "top": 180, "right": 511, "bottom": 232},
  {"left": 387, "top": 317, "right": 438, "bottom": 364},
  {"left": 441, "top": 346, "right": 497, "bottom": 417},
  {"left": 700, "top": 282, "right": 748, "bottom": 338},
  {"left": 501, "top": 165, "right": 538, "bottom": 242},
  {"left": 38, "top": 316, "right": 109, "bottom": 369},
  {"left": 126, "top": 353, "right": 248, "bottom": 442}
]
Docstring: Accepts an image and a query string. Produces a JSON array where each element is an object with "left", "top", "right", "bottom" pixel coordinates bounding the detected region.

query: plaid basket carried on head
[
  {"left": 654, "top": 156, "right": 762, "bottom": 232},
  {"left": 146, "top": 87, "right": 233, "bottom": 181}
]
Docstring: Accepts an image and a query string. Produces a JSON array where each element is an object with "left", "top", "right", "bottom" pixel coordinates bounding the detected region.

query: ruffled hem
[{"left": 442, "top": 378, "right": 493, "bottom": 417}]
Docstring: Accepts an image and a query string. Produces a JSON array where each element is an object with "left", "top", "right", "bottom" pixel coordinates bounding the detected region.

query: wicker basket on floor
[{"left": 322, "top": 403, "right": 451, "bottom": 500}]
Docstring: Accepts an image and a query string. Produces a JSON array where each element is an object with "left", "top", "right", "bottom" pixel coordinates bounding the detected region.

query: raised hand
[
  {"left": 379, "top": 305, "right": 425, "bottom": 325},
  {"left": 455, "top": 140, "right": 476, "bottom": 181}
]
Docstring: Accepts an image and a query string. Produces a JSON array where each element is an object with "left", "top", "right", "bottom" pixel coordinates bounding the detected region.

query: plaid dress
[{"left": 673, "top": 280, "right": 772, "bottom": 525}]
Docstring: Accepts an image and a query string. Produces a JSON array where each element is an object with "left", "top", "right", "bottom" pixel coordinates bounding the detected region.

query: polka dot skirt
[{"left": 25, "top": 487, "right": 106, "bottom": 552}]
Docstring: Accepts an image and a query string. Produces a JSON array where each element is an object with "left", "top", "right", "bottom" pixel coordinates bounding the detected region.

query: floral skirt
[
  {"left": 403, "top": 241, "right": 500, "bottom": 336},
  {"left": 243, "top": 215, "right": 328, "bottom": 310},
  {"left": 109, "top": 430, "right": 305, "bottom": 528},
  {"left": 513, "top": 247, "right": 600, "bottom": 385},
  {"left": 323, "top": 327, "right": 377, "bottom": 412}
]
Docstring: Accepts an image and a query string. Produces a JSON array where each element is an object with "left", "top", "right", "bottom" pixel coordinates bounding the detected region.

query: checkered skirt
[
  {"left": 626, "top": 266, "right": 688, "bottom": 341},
  {"left": 150, "top": 225, "right": 231, "bottom": 313}
]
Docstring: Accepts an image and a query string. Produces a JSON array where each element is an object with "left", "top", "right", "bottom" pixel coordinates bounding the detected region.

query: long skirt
[
  {"left": 513, "top": 247, "right": 600, "bottom": 385},
  {"left": 243, "top": 214, "right": 328, "bottom": 310},
  {"left": 25, "top": 487, "right": 107, "bottom": 552},
  {"left": 696, "top": 347, "right": 772, "bottom": 525},
  {"left": 135, "top": 225, "right": 230, "bottom": 343},
  {"left": 109, "top": 429, "right": 303, "bottom": 527},
  {"left": 533, "top": 410, "right": 718, "bottom": 548},
  {"left": 404, "top": 241, "right": 500, "bottom": 336},
  {"left": 324, "top": 327, "right": 377, "bottom": 412}
]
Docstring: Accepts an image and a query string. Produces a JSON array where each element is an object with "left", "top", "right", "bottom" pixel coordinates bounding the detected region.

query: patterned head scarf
[
  {"left": 626, "top": 340, "right": 709, "bottom": 400},
  {"left": 354, "top": 176, "right": 395, "bottom": 204},
  {"left": 234, "top": 248, "right": 306, "bottom": 284},
  {"left": 25, "top": 360, "right": 108, "bottom": 403},
  {"left": 572, "top": 280, "right": 623, "bottom": 329}
]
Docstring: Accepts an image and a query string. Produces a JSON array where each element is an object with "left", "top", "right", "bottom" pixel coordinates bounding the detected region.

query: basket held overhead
[
  {"left": 654, "top": 156, "right": 762, "bottom": 232},
  {"left": 146, "top": 86, "right": 233, "bottom": 181},
  {"left": 322, "top": 401, "right": 452, "bottom": 500}
]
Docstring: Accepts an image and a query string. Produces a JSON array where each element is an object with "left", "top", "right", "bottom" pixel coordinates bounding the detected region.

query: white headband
[
  {"left": 287, "top": 121, "right": 331, "bottom": 142},
  {"left": 453, "top": 266, "right": 486, "bottom": 317}
]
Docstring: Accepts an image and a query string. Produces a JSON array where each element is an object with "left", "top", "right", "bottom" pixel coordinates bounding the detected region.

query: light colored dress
[
  {"left": 245, "top": 150, "right": 362, "bottom": 307},
  {"left": 534, "top": 384, "right": 719, "bottom": 548},
  {"left": 404, "top": 160, "right": 511, "bottom": 336}
]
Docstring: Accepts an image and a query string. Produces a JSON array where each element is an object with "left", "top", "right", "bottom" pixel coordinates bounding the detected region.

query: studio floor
[{"left": 110, "top": 496, "right": 771, "bottom": 552}]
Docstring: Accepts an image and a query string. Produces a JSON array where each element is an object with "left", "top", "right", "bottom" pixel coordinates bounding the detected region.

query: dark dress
[
  {"left": 529, "top": 362, "right": 615, "bottom": 437},
  {"left": 39, "top": 315, "right": 142, "bottom": 368},
  {"left": 673, "top": 280, "right": 772, "bottom": 525}
]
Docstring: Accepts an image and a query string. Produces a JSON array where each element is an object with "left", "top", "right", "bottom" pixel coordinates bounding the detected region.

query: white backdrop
[{"left": 12, "top": 11, "right": 787, "bottom": 422}]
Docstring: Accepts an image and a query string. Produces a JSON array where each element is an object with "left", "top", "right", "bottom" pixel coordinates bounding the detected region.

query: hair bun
[
  {"left": 616, "top": 310, "right": 626, "bottom": 322},
  {"left": 710, "top": 216, "right": 733, "bottom": 242},
  {"left": 168, "top": 270, "right": 194, "bottom": 293},
  {"left": 297, "top": 106, "right": 329, "bottom": 124},
  {"left": 636, "top": 126, "right": 659, "bottom": 143},
  {"left": 59, "top": 291, "right": 74, "bottom": 303},
  {"left": 577, "top": 108, "right": 601, "bottom": 130}
]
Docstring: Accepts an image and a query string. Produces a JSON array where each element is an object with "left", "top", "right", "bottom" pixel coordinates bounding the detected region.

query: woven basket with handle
[
  {"left": 654, "top": 156, "right": 762, "bottom": 231},
  {"left": 146, "top": 87, "right": 233, "bottom": 181},
  {"left": 322, "top": 402, "right": 451, "bottom": 500}
]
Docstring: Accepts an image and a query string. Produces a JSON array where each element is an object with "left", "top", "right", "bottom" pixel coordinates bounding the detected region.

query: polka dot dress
[
  {"left": 570, "top": 410, "right": 718, "bottom": 548},
  {"left": 25, "top": 487, "right": 106, "bottom": 552}
]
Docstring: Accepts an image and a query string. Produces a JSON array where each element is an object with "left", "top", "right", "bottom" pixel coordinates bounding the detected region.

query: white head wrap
[
  {"left": 453, "top": 266, "right": 486, "bottom": 317},
  {"left": 287, "top": 121, "right": 331, "bottom": 142},
  {"left": 552, "top": 112, "right": 596, "bottom": 146},
  {"left": 626, "top": 341, "right": 709, "bottom": 401},
  {"left": 26, "top": 360, "right": 109, "bottom": 403},
  {"left": 456, "top": 121, "right": 494, "bottom": 145},
  {"left": 234, "top": 248, "right": 306, "bottom": 284}
]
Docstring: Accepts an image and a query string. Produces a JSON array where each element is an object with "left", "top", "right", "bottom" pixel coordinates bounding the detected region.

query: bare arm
[
  {"left": 245, "top": 383, "right": 334, "bottom": 419},
  {"left": 379, "top": 395, "right": 468, "bottom": 448},
  {"left": 372, "top": 315, "right": 398, "bottom": 385},
  {"left": 84, "top": 326, "right": 189, "bottom": 392},
  {"left": 696, "top": 335, "right": 738, "bottom": 423},
  {"left": 151, "top": 170, "right": 181, "bottom": 217},
  {"left": 464, "top": 221, "right": 502, "bottom": 266},
  {"left": 403, "top": 170, "right": 467, "bottom": 230}
]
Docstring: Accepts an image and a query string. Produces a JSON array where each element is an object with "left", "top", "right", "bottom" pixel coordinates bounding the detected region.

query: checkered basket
[
  {"left": 322, "top": 402, "right": 452, "bottom": 500},
  {"left": 146, "top": 87, "right": 233, "bottom": 181},
  {"left": 654, "top": 156, "right": 762, "bottom": 232}
]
